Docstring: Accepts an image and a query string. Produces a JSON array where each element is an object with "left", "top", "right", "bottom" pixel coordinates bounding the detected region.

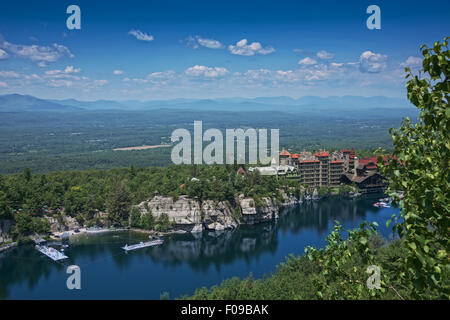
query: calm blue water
[{"left": 0, "top": 194, "right": 399, "bottom": 299}]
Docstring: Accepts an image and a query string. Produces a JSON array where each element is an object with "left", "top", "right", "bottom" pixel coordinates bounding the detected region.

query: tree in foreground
[{"left": 378, "top": 38, "right": 449, "bottom": 298}]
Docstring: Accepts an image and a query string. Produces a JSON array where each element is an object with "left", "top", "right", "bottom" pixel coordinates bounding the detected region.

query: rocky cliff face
[
  {"left": 280, "top": 191, "right": 303, "bottom": 206},
  {"left": 44, "top": 215, "right": 81, "bottom": 233},
  {"left": 138, "top": 195, "right": 202, "bottom": 225},
  {"left": 239, "top": 196, "right": 279, "bottom": 225},
  {"left": 136, "top": 192, "right": 303, "bottom": 232},
  {"left": 202, "top": 200, "right": 238, "bottom": 230},
  {"left": 0, "top": 220, "right": 13, "bottom": 243},
  {"left": 1, "top": 190, "right": 304, "bottom": 242},
  {"left": 136, "top": 196, "right": 239, "bottom": 232}
]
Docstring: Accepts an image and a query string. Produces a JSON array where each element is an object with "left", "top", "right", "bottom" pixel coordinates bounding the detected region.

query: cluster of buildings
[{"left": 248, "top": 148, "right": 387, "bottom": 192}]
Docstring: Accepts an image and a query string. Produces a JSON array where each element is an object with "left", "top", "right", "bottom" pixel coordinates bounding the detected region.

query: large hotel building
[
  {"left": 248, "top": 148, "right": 386, "bottom": 191},
  {"left": 278, "top": 148, "right": 357, "bottom": 187}
]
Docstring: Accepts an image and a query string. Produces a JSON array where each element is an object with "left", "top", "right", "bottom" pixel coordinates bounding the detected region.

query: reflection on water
[{"left": 0, "top": 194, "right": 397, "bottom": 299}]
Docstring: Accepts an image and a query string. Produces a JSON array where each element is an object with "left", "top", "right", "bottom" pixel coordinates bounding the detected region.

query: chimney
[{"left": 353, "top": 157, "right": 359, "bottom": 178}]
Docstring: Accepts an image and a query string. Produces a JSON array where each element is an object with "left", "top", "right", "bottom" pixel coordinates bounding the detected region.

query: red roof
[
  {"left": 358, "top": 155, "right": 398, "bottom": 168},
  {"left": 359, "top": 156, "right": 378, "bottom": 166},
  {"left": 330, "top": 161, "right": 343, "bottom": 164},
  {"left": 342, "top": 149, "right": 351, "bottom": 153},
  {"left": 314, "top": 151, "right": 329, "bottom": 157},
  {"left": 237, "top": 167, "right": 247, "bottom": 175},
  {"left": 290, "top": 154, "right": 299, "bottom": 159},
  {"left": 280, "top": 149, "right": 291, "bottom": 156},
  {"left": 299, "top": 160, "right": 320, "bottom": 163}
]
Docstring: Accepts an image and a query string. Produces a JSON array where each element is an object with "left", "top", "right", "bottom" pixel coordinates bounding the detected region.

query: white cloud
[
  {"left": 197, "top": 37, "right": 223, "bottom": 49},
  {"left": 122, "top": 71, "right": 177, "bottom": 84},
  {"left": 298, "top": 57, "right": 317, "bottom": 65},
  {"left": 186, "top": 36, "right": 224, "bottom": 49},
  {"left": 64, "top": 66, "right": 81, "bottom": 73},
  {"left": 93, "top": 79, "right": 108, "bottom": 86},
  {"left": 243, "top": 69, "right": 273, "bottom": 81},
  {"left": 128, "top": 29, "right": 154, "bottom": 42},
  {"left": 45, "top": 66, "right": 81, "bottom": 76},
  {"left": 401, "top": 56, "right": 422, "bottom": 68},
  {"left": 317, "top": 50, "right": 334, "bottom": 60},
  {"left": 0, "top": 81, "right": 8, "bottom": 88},
  {"left": 24, "top": 74, "right": 41, "bottom": 80},
  {"left": 0, "top": 71, "right": 20, "bottom": 78},
  {"left": 146, "top": 70, "right": 177, "bottom": 85},
  {"left": 228, "top": 39, "right": 275, "bottom": 56},
  {"left": 330, "top": 62, "right": 344, "bottom": 68},
  {"left": 185, "top": 65, "right": 229, "bottom": 78},
  {"left": 147, "top": 70, "right": 174, "bottom": 78},
  {"left": 359, "top": 51, "right": 387, "bottom": 73},
  {"left": 123, "top": 77, "right": 148, "bottom": 84},
  {"left": 48, "top": 79, "right": 73, "bottom": 87},
  {"left": 113, "top": 70, "right": 124, "bottom": 75},
  {"left": 0, "top": 49, "right": 8, "bottom": 59},
  {"left": 0, "top": 40, "right": 74, "bottom": 64}
]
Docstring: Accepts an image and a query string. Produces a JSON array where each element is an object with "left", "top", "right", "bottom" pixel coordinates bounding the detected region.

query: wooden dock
[
  {"left": 35, "top": 245, "right": 68, "bottom": 261},
  {"left": 122, "top": 240, "right": 163, "bottom": 251}
]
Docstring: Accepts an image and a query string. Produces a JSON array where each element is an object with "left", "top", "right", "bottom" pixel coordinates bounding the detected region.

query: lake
[{"left": 0, "top": 194, "right": 399, "bottom": 299}]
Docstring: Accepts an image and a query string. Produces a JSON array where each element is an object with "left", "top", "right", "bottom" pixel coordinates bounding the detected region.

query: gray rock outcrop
[
  {"left": 0, "top": 220, "right": 13, "bottom": 243},
  {"left": 239, "top": 196, "right": 279, "bottom": 225},
  {"left": 202, "top": 200, "right": 238, "bottom": 230},
  {"left": 138, "top": 195, "right": 202, "bottom": 225}
]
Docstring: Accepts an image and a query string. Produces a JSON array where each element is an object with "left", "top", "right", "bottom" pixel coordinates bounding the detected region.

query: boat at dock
[
  {"left": 373, "top": 201, "right": 391, "bottom": 208},
  {"left": 122, "top": 240, "right": 164, "bottom": 252},
  {"left": 35, "top": 245, "right": 68, "bottom": 261}
]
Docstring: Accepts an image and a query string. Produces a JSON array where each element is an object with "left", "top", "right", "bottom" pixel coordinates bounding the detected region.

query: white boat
[
  {"left": 373, "top": 201, "right": 391, "bottom": 208},
  {"left": 122, "top": 239, "right": 164, "bottom": 251}
]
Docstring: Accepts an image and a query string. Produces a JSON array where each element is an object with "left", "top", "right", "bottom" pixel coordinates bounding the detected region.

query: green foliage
[
  {"left": 129, "top": 207, "right": 141, "bottom": 228},
  {"left": 10, "top": 211, "right": 50, "bottom": 238},
  {"left": 183, "top": 234, "right": 411, "bottom": 300},
  {"left": 378, "top": 38, "right": 450, "bottom": 299},
  {"left": 155, "top": 213, "right": 172, "bottom": 232},
  {"left": 0, "top": 163, "right": 315, "bottom": 237},
  {"left": 305, "top": 222, "right": 388, "bottom": 299},
  {"left": 106, "top": 180, "right": 132, "bottom": 227},
  {"left": 140, "top": 211, "right": 154, "bottom": 230}
]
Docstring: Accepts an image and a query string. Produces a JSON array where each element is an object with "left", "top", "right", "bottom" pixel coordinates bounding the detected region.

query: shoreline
[
  {"left": 0, "top": 192, "right": 370, "bottom": 252},
  {"left": 0, "top": 242, "right": 17, "bottom": 253}
]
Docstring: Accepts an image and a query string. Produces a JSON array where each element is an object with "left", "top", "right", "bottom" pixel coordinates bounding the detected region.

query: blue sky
[{"left": 0, "top": 0, "right": 448, "bottom": 100}]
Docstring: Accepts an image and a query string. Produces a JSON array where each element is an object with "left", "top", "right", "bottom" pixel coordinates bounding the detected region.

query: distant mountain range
[
  {"left": 0, "top": 94, "right": 413, "bottom": 113},
  {"left": 0, "top": 94, "right": 83, "bottom": 112}
]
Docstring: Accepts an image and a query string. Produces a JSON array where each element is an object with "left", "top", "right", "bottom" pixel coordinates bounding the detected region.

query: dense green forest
[
  {"left": 0, "top": 106, "right": 416, "bottom": 174},
  {"left": 0, "top": 163, "right": 317, "bottom": 238}
]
